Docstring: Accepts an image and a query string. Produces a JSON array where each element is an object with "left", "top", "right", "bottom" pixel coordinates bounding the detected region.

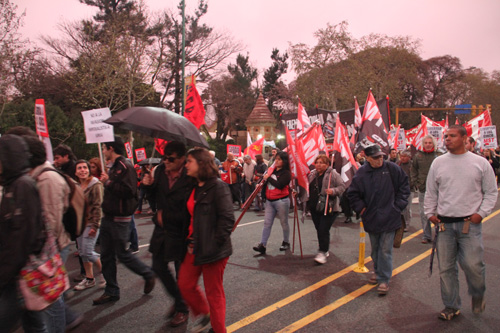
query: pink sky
[{"left": 15, "top": 0, "right": 500, "bottom": 84}]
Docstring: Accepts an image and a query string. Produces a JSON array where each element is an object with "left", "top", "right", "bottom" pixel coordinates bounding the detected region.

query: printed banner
[
  {"left": 34, "top": 99, "right": 49, "bottom": 137},
  {"left": 135, "top": 148, "right": 147, "bottom": 162},
  {"left": 81, "top": 108, "right": 114, "bottom": 144},
  {"left": 480, "top": 126, "right": 497, "bottom": 149},
  {"left": 427, "top": 126, "right": 444, "bottom": 149}
]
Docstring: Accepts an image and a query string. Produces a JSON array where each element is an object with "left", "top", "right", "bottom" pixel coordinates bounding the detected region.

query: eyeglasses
[{"left": 163, "top": 155, "right": 179, "bottom": 163}]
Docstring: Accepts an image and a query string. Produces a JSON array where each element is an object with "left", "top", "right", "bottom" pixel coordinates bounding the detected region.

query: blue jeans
[
  {"left": 310, "top": 210, "right": 338, "bottom": 253},
  {"left": 76, "top": 225, "right": 101, "bottom": 263},
  {"left": 100, "top": 216, "right": 154, "bottom": 297},
  {"left": 260, "top": 197, "right": 290, "bottom": 246},
  {"left": 419, "top": 191, "right": 432, "bottom": 240},
  {"left": 437, "top": 221, "right": 485, "bottom": 310},
  {"left": 369, "top": 231, "right": 395, "bottom": 284}
]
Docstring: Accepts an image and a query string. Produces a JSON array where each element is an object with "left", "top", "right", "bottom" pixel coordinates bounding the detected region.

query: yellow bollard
[{"left": 354, "top": 221, "right": 369, "bottom": 273}]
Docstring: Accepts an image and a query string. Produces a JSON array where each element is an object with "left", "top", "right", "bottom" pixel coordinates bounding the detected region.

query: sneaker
[
  {"left": 368, "top": 273, "right": 378, "bottom": 285},
  {"left": 438, "top": 307, "right": 460, "bottom": 320},
  {"left": 190, "top": 313, "right": 210, "bottom": 332},
  {"left": 344, "top": 217, "right": 352, "bottom": 224},
  {"left": 314, "top": 251, "right": 328, "bottom": 264},
  {"left": 377, "top": 282, "right": 389, "bottom": 295},
  {"left": 279, "top": 241, "right": 290, "bottom": 251},
  {"left": 472, "top": 296, "right": 485, "bottom": 314},
  {"left": 74, "top": 278, "right": 96, "bottom": 291},
  {"left": 252, "top": 243, "right": 266, "bottom": 254},
  {"left": 170, "top": 311, "right": 189, "bottom": 327}
]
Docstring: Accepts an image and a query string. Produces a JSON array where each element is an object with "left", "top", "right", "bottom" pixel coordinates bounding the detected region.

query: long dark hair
[
  {"left": 275, "top": 151, "right": 290, "bottom": 171},
  {"left": 187, "top": 148, "right": 219, "bottom": 181}
]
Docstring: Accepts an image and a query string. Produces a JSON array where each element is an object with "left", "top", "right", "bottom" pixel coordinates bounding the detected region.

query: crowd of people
[{"left": 0, "top": 124, "right": 498, "bottom": 332}]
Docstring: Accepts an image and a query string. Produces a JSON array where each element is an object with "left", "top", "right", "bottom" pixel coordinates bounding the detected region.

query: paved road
[{"left": 63, "top": 192, "right": 500, "bottom": 333}]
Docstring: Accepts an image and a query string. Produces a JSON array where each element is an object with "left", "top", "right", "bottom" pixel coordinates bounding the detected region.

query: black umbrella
[
  {"left": 104, "top": 106, "right": 209, "bottom": 148},
  {"left": 138, "top": 158, "right": 162, "bottom": 166}
]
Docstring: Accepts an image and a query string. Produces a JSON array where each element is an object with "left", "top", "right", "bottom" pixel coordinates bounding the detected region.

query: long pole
[{"left": 181, "top": 0, "right": 186, "bottom": 116}]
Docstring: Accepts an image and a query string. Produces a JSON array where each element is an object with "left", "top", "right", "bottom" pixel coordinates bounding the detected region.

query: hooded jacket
[
  {"left": 307, "top": 167, "right": 345, "bottom": 212},
  {"left": 0, "top": 135, "right": 44, "bottom": 292},
  {"left": 411, "top": 150, "right": 439, "bottom": 192},
  {"left": 347, "top": 160, "right": 410, "bottom": 233},
  {"left": 82, "top": 177, "right": 103, "bottom": 231}
]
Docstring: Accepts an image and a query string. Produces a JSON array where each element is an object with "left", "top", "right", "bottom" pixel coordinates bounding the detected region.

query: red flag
[
  {"left": 455, "top": 118, "right": 460, "bottom": 125},
  {"left": 354, "top": 97, "right": 362, "bottom": 128},
  {"left": 333, "top": 114, "right": 358, "bottom": 187},
  {"left": 300, "top": 123, "right": 328, "bottom": 166},
  {"left": 284, "top": 125, "right": 309, "bottom": 192},
  {"left": 246, "top": 137, "right": 264, "bottom": 159},
  {"left": 155, "top": 138, "right": 168, "bottom": 156},
  {"left": 296, "top": 100, "right": 311, "bottom": 137},
  {"left": 354, "top": 90, "right": 390, "bottom": 155},
  {"left": 184, "top": 75, "right": 206, "bottom": 129},
  {"left": 393, "top": 125, "right": 401, "bottom": 151},
  {"left": 444, "top": 114, "right": 449, "bottom": 132},
  {"left": 464, "top": 110, "right": 492, "bottom": 141}
]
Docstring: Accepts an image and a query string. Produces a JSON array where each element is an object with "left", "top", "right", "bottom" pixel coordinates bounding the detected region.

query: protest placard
[
  {"left": 227, "top": 144, "right": 242, "bottom": 156},
  {"left": 427, "top": 126, "right": 444, "bottom": 148},
  {"left": 34, "top": 99, "right": 49, "bottom": 137},
  {"left": 81, "top": 108, "right": 115, "bottom": 144},
  {"left": 480, "top": 126, "right": 497, "bottom": 149},
  {"left": 125, "top": 142, "right": 133, "bottom": 160},
  {"left": 135, "top": 148, "right": 147, "bottom": 162}
]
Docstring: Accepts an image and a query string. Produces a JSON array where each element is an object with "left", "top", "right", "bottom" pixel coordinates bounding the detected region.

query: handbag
[
  {"left": 18, "top": 224, "right": 70, "bottom": 311},
  {"left": 314, "top": 176, "right": 335, "bottom": 216},
  {"left": 393, "top": 215, "right": 406, "bottom": 248}
]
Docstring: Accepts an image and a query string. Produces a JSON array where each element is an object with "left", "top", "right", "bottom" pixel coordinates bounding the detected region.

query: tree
[{"left": 262, "top": 48, "right": 289, "bottom": 120}]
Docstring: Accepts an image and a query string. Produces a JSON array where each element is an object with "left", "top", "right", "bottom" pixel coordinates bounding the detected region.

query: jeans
[
  {"left": 310, "top": 210, "right": 338, "bottom": 253},
  {"left": 152, "top": 252, "right": 188, "bottom": 314},
  {"left": 76, "top": 225, "right": 101, "bottom": 263},
  {"left": 437, "top": 221, "right": 485, "bottom": 310},
  {"left": 100, "top": 216, "right": 154, "bottom": 297},
  {"left": 402, "top": 192, "right": 412, "bottom": 227},
  {"left": 369, "top": 231, "right": 395, "bottom": 284},
  {"left": 419, "top": 191, "right": 432, "bottom": 240},
  {"left": 129, "top": 215, "right": 139, "bottom": 251},
  {"left": 260, "top": 197, "right": 290, "bottom": 246},
  {"left": 178, "top": 253, "right": 229, "bottom": 333}
]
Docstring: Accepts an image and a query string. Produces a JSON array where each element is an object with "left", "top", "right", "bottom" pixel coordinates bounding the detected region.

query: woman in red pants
[{"left": 179, "top": 148, "right": 235, "bottom": 333}]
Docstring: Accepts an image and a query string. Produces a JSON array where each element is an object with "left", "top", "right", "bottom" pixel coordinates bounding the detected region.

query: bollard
[{"left": 354, "top": 221, "right": 369, "bottom": 273}]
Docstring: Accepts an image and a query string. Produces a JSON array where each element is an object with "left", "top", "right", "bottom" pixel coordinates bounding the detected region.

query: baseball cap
[{"left": 364, "top": 145, "right": 386, "bottom": 157}]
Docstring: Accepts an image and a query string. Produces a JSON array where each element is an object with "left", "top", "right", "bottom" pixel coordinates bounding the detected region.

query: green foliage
[{"left": 263, "top": 48, "right": 289, "bottom": 120}]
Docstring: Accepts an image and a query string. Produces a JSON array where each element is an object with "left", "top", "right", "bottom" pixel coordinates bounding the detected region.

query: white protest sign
[
  {"left": 34, "top": 99, "right": 49, "bottom": 137},
  {"left": 81, "top": 108, "right": 115, "bottom": 144},
  {"left": 135, "top": 148, "right": 147, "bottom": 162},
  {"left": 427, "top": 126, "right": 444, "bottom": 148},
  {"left": 480, "top": 126, "right": 497, "bottom": 149}
]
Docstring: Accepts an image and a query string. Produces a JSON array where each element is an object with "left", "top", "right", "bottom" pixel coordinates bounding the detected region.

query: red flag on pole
[
  {"left": 296, "top": 100, "right": 311, "bottom": 137},
  {"left": 184, "top": 75, "right": 206, "bottom": 129},
  {"left": 463, "top": 110, "right": 492, "bottom": 141},
  {"left": 245, "top": 137, "right": 264, "bottom": 159},
  {"left": 354, "top": 96, "right": 362, "bottom": 128},
  {"left": 333, "top": 114, "right": 358, "bottom": 187},
  {"left": 154, "top": 138, "right": 169, "bottom": 155},
  {"left": 284, "top": 125, "right": 309, "bottom": 192}
]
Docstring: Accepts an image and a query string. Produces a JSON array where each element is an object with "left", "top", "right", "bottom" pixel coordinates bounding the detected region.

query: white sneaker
[
  {"left": 314, "top": 251, "right": 328, "bottom": 264},
  {"left": 74, "top": 278, "right": 96, "bottom": 291}
]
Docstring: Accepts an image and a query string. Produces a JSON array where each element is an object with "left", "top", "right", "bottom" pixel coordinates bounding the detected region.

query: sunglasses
[{"left": 163, "top": 155, "right": 179, "bottom": 162}]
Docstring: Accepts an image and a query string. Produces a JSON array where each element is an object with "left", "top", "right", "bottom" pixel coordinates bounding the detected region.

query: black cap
[{"left": 364, "top": 145, "right": 385, "bottom": 157}]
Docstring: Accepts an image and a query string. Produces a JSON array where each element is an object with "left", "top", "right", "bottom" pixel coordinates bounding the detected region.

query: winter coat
[
  {"left": 347, "top": 160, "right": 410, "bottom": 233},
  {"left": 307, "top": 167, "right": 345, "bottom": 212},
  {"left": 192, "top": 178, "right": 235, "bottom": 266},
  {"left": 102, "top": 155, "right": 138, "bottom": 217},
  {"left": 82, "top": 177, "right": 103, "bottom": 231},
  {"left": 147, "top": 164, "right": 194, "bottom": 262},
  {"left": 31, "top": 161, "right": 71, "bottom": 250},
  {"left": 265, "top": 168, "right": 291, "bottom": 200},
  {"left": 411, "top": 150, "right": 439, "bottom": 192},
  {"left": 0, "top": 135, "right": 44, "bottom": 292}
]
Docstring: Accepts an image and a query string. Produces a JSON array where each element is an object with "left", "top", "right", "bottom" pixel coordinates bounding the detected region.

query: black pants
[
  {"left": 310, "top": 210, "right": 339, "bottom": 253},
  {"left": 152, "top": 251, "right": 188, "bottom": 314},
  {"left": 340, "top": 192, "right": 352, "bottom": 218},
  {"left": 229, "top": 183, "right": 241, "bottom": 204}
]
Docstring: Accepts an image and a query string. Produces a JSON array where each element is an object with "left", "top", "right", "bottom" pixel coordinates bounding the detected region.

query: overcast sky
[{"left": 15, "top": 0, "right": 500, "bottom": 84}]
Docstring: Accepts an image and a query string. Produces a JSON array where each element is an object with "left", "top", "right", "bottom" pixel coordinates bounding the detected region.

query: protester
[
  {"left": 222, "top": 152, "right": 242, "bottom": 208},
  {"left": 142, "top": 141, "right": 192, "bottom": 327},
  {"left": 482, "top": 148, "right": 499, "bottom": 173},
  {"left": 348, "top": 144, "right": 410, "bottom": 295},
  {"left": 268, "top": 148, "right": 279, "bottom": 168},
  {"left": 89, "top": 157, "right": 103, "bottom": 179},
  {"left": 242, "top": 155, "right": 256, "bottom": 206},
  {"left": 74, "top": 159, "right": 105, "bottom": 291},
  {"left": 53, "top": 144, "right": 78, "bottom": 181},
  {"left": 389, "top": 148, "right": 399, "bottom": 164},
  {"left": 209, "top": 150, "right": 221, "bottom": 168},
  {"left": 307, "top": 154, "right": 345, "bottom": 264},
  {"left": 253, "top": 154, "right": 267, "bottom": 211},
  {"left": 411, "top": 135, "right": 439, "bottom": 244},
  {"left": 424, "top": 125, "right": 497, "bottom": 320},
  {"left": 0, "top": 134, "right": 47, "bottom": 332},
  {"left": 398, "top": 150, "right": 413, "bottom": 231},
  {"left": 253, "top": 152, "right": 292, "bottom": 254},
  {"left": 465, "top": 136, "right": 477, "bottom": 153},
  {"left": 178, "top": 148, "right": 235, "bottom": 333},
  {"left": 93, "top": 136, "right": 156, "bottom": 305}
]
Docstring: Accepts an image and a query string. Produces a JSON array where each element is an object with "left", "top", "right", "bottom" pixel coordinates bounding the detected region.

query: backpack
[{"left": 38, "top": 168, "right": 86, "bottom": 241}]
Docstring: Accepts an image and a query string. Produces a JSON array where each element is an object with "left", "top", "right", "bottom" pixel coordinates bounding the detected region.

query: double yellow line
[{"left": 228, "top": 207, "right": 500, "bottom": 333}]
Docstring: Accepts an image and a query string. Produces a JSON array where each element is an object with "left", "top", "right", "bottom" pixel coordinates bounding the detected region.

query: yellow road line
[
  {"left": 276, "top": 249, "right": 432, "bottom": 333},
  {"left": 276, "top": 206, "right": 500, "bottom": 333}
]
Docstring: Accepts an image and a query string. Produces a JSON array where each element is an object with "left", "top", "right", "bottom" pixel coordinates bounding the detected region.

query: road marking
[
  {"left": 275, "top": 207, "right": 500, "bottom": 332},
  {"left": 236, "top": 219, "right": 264, "bottom": 228},
  {"left": 228, "top": 205, "right": 500, "bottom": 333}
]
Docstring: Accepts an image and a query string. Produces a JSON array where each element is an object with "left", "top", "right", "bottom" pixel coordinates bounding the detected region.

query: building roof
[{"left": 245, "top": 92, "right": 276, "bottom": 126}]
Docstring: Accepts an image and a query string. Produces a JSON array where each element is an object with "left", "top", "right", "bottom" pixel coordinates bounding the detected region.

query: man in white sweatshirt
[{"left": 424, "top": 125, "right": 497, "bottom": 321}]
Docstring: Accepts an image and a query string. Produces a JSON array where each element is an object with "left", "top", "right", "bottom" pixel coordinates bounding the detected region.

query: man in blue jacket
[{"left": 347, "top": 145, "right": 410, "bottom": 295}]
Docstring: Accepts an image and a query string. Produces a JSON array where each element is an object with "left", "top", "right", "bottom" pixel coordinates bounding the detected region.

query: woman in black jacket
[
  {"left": 178, "top": 148, "right": 235, "bottom": 333},
  {"left": 252, "top": 152, "right": 292, "bottom": 255}
]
